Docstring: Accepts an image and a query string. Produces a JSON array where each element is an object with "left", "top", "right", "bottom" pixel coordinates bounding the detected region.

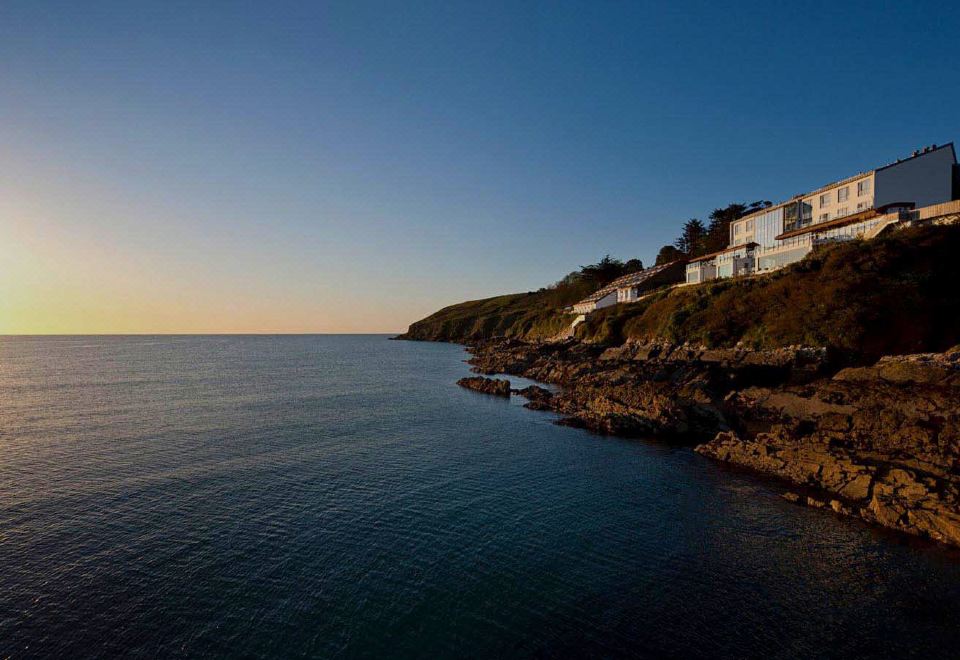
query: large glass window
[
  {"left": 820, "top": 193, "right": 831, "bottom": 207},
  {"left": 757, "top": 246, "right": 812, "bottom": 271},
  {"left": 857, "top": 179, "right": 871, "bottom": 196},
  {"left": 783, "top": 202, "right": 800, "bottom": 232},
  {"left": 838, "top": 187, "right": 849, "bottom": 202},
  {"left": 753, "top": 207, "right": 784, "bottom": 247}
]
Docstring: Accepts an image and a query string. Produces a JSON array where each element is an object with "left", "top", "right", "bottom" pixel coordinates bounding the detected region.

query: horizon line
[{"left": 0, "top": 332, "right": 404, "bottom": 337}]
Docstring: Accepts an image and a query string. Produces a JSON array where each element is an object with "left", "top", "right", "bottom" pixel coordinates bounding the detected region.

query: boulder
[{"left": 456, "top": 377, "right": 511, "bottom": 397}]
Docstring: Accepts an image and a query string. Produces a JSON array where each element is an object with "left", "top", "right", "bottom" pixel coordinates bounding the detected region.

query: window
[
  {"left": 837, "top": 207, "right": 849, "bottom": 217},
  {"left": 783, "top": 202, "right": 800, "bottom": 232},
  {"left": 857, "top": 179, "right": 871, "bottom": 196},
  {"left": 838, "top": 187, "right": 849, "bottom": 202},
  {"left": 857, "top": 202, "right": 867, "bottom": 211},
  {"left": 820, "top": 193, "right": 831, "bottom": 207},
  {"left": 734, "top": 224, "right": 741, "bottom": 234},
  {"left": 746, "top": 220, "right": 753, "bottom": 231},
  {"left": 819, "top": 213, "right": 830, "bottom": 222}
]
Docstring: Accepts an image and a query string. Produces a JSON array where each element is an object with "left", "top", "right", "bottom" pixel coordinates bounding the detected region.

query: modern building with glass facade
[{"left": 686, "top": 142, "right": 957, "bottom": 284}]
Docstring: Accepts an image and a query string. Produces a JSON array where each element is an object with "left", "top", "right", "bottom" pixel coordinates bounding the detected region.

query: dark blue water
[{"left": 2, "top": 335, "right": 960, "bottom": 658}]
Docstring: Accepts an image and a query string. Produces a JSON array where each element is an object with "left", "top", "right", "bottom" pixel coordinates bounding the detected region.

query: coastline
[{"left": 428, "top": 336, "right": 960, "bottom": 548}]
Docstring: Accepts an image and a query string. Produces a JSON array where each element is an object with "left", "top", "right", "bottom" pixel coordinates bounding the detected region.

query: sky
[{"left": 1, "top": 0, "right": 958, "bottom": 334}]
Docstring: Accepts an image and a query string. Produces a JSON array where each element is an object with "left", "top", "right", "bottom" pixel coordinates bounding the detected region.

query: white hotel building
[{"left": 686, "top": 143, "right": 959, "bottom": 284}]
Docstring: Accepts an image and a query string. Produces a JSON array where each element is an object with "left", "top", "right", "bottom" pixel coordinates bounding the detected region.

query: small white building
[
  {"left": 571, "top": 289, "right": 617, "bottom": 315},
  {"left": 685, "top": 258, "right": 717, "bottom": 285},
  {"left": 571, "top": 261, "right": 685, "bottom": 314},
  {"left": 685, "top": 243, "right": 756, "bottom": 284},
  {"left": 615, "top": 261, "right": 686, "bottom": 302}
]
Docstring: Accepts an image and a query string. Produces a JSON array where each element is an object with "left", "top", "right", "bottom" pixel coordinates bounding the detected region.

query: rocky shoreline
[{"left": 456, "top": 338, "right": 960, "bottom": 547}]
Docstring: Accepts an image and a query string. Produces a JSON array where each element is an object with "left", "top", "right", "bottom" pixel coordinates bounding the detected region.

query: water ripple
[{"left": 2, "top": 335, "right": 960, "bottom": 659}]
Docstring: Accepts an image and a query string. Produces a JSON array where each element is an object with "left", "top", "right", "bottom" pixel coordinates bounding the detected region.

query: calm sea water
[{"left": 2, "top": 335, "right": 960, "bottom": 658}]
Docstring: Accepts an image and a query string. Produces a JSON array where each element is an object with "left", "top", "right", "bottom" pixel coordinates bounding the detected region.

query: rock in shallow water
[{"left": 457, "top": 376, "right": 511, "bottom": 397}]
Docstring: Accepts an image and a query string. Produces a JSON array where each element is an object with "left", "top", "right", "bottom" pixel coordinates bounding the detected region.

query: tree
[
  {"left": 705, "top": 203, "right": 747, "bottom": 253},
  {"left": 675, "top": 218, "right": 707, "bottom": 256},
  {"left": 654, "top": 245, "right": 684, "bottom": 266},
  {"left": 579, "top": 255, "right": 625, "bottom": 285},
  {"left": 577, "top": 255, "right": 643, "bottom": 286}
]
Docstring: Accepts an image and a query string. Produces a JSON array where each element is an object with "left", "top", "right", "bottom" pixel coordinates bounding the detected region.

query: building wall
[
  {"left": 875, "top": 147, "right": 955, "bottom": 209},
  {"left": 756, "top": 243, "right": 812, "bottom": 272},
  {"left": 801, "top": 173, "right": 875, "bottom": 226},
  {"left": 595, "top": 291, "right": 618, "bottom": 310},
  {"left": 716, "top": 246, "right": 754, "bottom": 278},
  {"left": 731, "top": 205, "right": 791, "bottom": 247},
  {"left": 686, "top": 261, "right": 717, "bottom": 284},
  {"left": 750, "top": 207, "right": 784, "bottom": 248},
  {"left": 730, "top": 213, "right": 758, "bottom": 246},
  {"left": 730, "top": 175, "right": 875, "bottom": 245}
]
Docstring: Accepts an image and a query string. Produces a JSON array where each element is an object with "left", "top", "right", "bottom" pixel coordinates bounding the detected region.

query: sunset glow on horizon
[{"left": 3, "top": 1, "right": 958, "bottom": 334}]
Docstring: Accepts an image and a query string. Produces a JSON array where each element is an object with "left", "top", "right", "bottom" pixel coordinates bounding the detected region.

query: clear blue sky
[{"left": 2, "top": 0, "right": 958, "bottom": 332}]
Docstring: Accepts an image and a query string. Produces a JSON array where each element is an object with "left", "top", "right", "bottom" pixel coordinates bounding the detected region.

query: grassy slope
[
  {"left": 399, "top": 225, "right": 960, "bottom": 362},
  {"left": 397, "top": 291, "right": 575, "bottom": 342},
  {"left": 577, "top": 225, "right": 960, "bottom": 362}
]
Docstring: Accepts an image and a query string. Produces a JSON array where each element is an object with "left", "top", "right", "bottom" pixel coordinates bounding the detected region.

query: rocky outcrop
[
  {"left": 461, "top": 338, "right": 960, "bottom": 547},
  {"left": 456, "top": 377, "right": 511, "bottom": 397},
  {"left": 698, "top": 431, "right": 960, "bottom": 547},
  {"left": 513, "top": 385, "right": 554, "bottom": 410},
  {"left": 696, "top": 352, "right": 960, "bottom": 546},
  {"left": 463, "top": 339, "right": 828, "bottom": 440}
]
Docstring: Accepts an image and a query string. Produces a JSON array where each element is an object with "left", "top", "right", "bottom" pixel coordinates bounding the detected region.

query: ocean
[{"left": 2, "top": 335, "right": 960, "bottom": 658}]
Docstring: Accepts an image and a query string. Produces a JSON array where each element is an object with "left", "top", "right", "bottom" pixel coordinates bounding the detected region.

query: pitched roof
[{"left": 575, "top": 261, "right": 682, "bottom": 305}]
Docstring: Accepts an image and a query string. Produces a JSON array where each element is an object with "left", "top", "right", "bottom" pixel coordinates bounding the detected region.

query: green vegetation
[
  {"left": 575, "top": 225, "right": 960, "bottom": 363},
  {"left": 397, "top": 291, "right": 573, "bottom": 342},
  {"left": 402, "top": 225, "right": 960, "bottom": 363},
  {"left": 397, "top": 255, "right": 645, "bottom": 342}
]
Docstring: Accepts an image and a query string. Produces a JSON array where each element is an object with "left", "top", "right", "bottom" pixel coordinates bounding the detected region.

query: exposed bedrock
[
  {"left": 456, "top": 376, "right": 511, "bottom": 397},
  {"left": 696, "top": 350, "right": 960, "bottom": 546},
  {"left": 463, "top": 339, "right": 960, "bottom": 546}
]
